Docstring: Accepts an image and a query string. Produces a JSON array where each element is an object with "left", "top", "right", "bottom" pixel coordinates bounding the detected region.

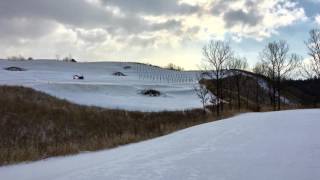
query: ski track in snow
[{"left": 0, "top": 109, "right": 319, "bottom": 180}]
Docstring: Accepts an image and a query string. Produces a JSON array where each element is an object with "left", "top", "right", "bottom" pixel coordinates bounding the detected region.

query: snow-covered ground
[
  {"left": 0, "top": 109, "right": 319, "bottom": 180},
  {"left": 0, "top": 60, "right": 205, "bottom": 111}
]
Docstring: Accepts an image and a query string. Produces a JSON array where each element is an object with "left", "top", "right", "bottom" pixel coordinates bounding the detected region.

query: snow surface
[
  {"left": 0, "top": 109, "right": 319, "bottom": 180},
  {"left": 0, "top": 60, "right": 205, "bottom": 111}
]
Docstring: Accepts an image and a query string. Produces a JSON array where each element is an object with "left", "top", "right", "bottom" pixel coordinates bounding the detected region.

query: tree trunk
[
  {"left": 215, "top": 78, "right": 220, "bottom": 117},
  {"left": 220, "top": 81, "right": 224, "bottom": 113},
  {"left": 237, "top": 76, "right": 241, "bottom": 111},
  {"left": 277, "top": 80, "right": 281, "bottom": 110},
  {"left": 255, "top": 80, "right": 260, "bottom": 111},
  {"left": 273, "top": 80, "right": 276, "bottom": 111}
]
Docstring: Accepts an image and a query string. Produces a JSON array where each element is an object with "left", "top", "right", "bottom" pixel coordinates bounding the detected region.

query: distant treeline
[{"left": 196, "top": 28, "right": 320, "bottom": 116}]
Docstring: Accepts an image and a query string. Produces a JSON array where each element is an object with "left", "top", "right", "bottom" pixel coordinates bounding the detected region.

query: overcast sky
[{"left": 0, "top": 0, "right": 319, "bottom": 69}]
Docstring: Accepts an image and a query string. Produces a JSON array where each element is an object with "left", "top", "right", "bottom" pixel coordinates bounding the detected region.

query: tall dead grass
[
  {"left": 0, "top": 86, "right": 220, "bottom": 165},
  {"left": 0, "top": 85, "right": 304, "bottom": 166}
]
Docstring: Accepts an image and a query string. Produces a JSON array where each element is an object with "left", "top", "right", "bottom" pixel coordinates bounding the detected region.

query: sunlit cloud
[
  {"left": 316, "top": 15, "right": 320, "bottom": 25},
  {"left": 0, "top": 0, "right": 315, "bottom": 69}
]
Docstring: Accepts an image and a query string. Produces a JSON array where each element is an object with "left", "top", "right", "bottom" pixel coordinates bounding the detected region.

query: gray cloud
[
  {"left": 210, "top": 0, "right": 232, "bottom": 15},
  {"left": 0, "top": 0, "right": 308, "bottom": 62},
  {"left": 211, "top": 0, "right": 263, "bottom": 28},
  {"left": 0, "top": 0, "right": 113, "bottom": 28},
  {"left": 0, "top": 0, "right": 186, "bottom": 40},
  {"left": 0, "top": 17, "right": 58, "bottom": 47},
  {"left": 75, "top": 29, "right": 109, "bottom": 44},
  {"left": 101, "top": 0, "right": 200, "bottom": 15},
  {"left": 150, "top": 20, "right": 182, "bottom": 31},
  {"left": 223, "top": 9, "right": 262, "bottom": 28},
  {"left": 0, "top": 18, "right": 56, "bottom": 39},
  {"left": 127, "top": 36, "right": 158, "bottom": 47}
]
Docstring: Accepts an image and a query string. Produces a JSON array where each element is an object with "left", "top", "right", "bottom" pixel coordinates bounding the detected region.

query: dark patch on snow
[
  {"left": 201, "top": 71, "right": 211, "bottom": 77},
  {"left": 123, "top": 66, "right": 131, "bottom": 70},
  {"left": 4, "top": 66, "right": 26, "bottom": 71},
  {"left": 113, "top": 72, "right": 127, "bottom": 76},
  {"left": 73, "top": 75, "right": 84, "bottom": 80},
  {"left": 140, "top": 89, "right": 161, "bottom": 97}
]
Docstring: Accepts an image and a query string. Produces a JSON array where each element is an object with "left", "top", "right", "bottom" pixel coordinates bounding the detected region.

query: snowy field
[
  {"left": 0, "top": 109, "right": 319, "bottom": 180},
  {"left": 0, "top": 60, "right": 205, "bottom": 111}
]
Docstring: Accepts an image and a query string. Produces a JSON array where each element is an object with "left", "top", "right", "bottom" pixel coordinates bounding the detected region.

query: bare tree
[
  {"left": 303, "top": 28, "right": 320, "bottom": 79},
  {"left": 260, "top": 40, "right": 301, "bottom": 110},
  {"left": 193, "top": 79, "right": 210, "bottom": 113},
  {"left": 227, "top": 56, "right": 248, "bottom": 111},
  {"left": 55, "top": 54, "right": 60, "bottom": 61},
  {"left": 202, "top": 40, "right": 233, "bottom": 116},
  {"left": 252, "top": 62, "right": 269, "bottom": 111}
]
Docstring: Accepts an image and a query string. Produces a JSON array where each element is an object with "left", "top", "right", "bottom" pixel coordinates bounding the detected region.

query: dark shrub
[
  {"left": 4, "top": 66, "right": 26, "bottom": 71},
  {"left": 141, "top": 89, "right": 161, "bottom": 97},
  {"left": 113, "top": 72, "right": 127, "bottom": 76},
  {"left": 73, "top": 75, "right": 84, "bottom": 80}
]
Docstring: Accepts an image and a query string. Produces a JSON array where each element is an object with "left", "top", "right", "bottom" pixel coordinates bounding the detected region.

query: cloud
[
  {"left": 223, "top": 9, "right": 262, "bottom": 28},
  {"left": 0, "top": 17, "right": 58, "bottom": 45},
  {"left": 306, "top": 0, "right": 320, "bottom": 3},
  {"left": 75, "top": 28, "right": 109, "bottom": 44},
  {"left": 0, "top": 0, "right": 307, "bottom": 42},
  {"left": 0, "top": 0, "right": 309, "bottom": 68},
  {"left": 0, "top": 0, "right": 114, "bottom": 28},
  {"left": 209, "top": 0, "right": 306, "bottom": 40},
  {"left": 316, "top": 15, "right": 320, "bottom": 25},
  {"left": 100, "top": 0, "right": 200, "bottom": 15}
]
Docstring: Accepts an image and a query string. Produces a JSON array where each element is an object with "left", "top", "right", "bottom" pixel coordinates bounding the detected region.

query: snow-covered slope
[
  {"left": 1, "top": 109, "right": 319, "bottom": 180},
  {"left": 0, "top": 60, "right": 204, "bottom": 111}
]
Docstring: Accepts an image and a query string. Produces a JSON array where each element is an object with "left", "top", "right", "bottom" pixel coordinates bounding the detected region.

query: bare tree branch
[
  {"left": 304, "top": 28, "right": 320, "bottom": 78},
  {"left": 202, "top": 40, "right": 233, "bottom": 116}
]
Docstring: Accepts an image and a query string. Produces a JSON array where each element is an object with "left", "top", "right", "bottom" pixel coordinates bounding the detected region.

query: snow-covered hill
[
  {"left": 0, "top": 60, "right": 204, "bottom": 111},
  {"left": 0, "top": 109, "right": 319, "bottom": 180}
]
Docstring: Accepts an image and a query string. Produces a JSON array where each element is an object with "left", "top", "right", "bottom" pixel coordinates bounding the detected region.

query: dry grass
[{"left": 0, "top": 86, "right": 225, "bottom": 165}]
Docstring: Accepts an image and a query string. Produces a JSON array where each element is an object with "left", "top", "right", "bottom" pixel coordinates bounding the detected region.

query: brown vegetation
[{"left": 0, "top": 85, "right": 238, "bottom": 166}]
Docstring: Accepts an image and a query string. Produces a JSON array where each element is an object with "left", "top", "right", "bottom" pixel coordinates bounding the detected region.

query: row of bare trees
[
  {"left": 303, "top": 29, "right": 320, "bottom": 79},
  {"left": 258, "top": 40, "right": 301, "bottom": 110},
  {"left": 195, "top": 28, "right": 320, "bottom": 116},
  {"left": 227, "top": 56, "right": 248, "bottom": 111}
]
